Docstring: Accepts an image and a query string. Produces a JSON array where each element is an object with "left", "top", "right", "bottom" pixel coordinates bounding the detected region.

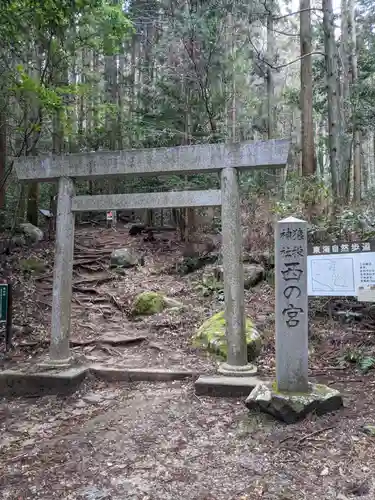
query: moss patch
[
  {"left": 271, "top": 380, "right": 336, "bottom": 398},
  {"left": 192, "top": 310, "right": 261, "bottom": 361},
  {"left": 132, "top": 291, "right": 165, "bottom": 316},
  {"left": 20, "top": 258, "right": 46, "bottom": 274}
]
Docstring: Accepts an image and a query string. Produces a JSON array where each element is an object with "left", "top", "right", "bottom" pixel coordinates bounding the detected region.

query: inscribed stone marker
[
  {"left": 275, "top": 216, "right": 308, "bottom": 392},
  {"left": 246, "top": 216, "right": 343, "bottom": 422}
]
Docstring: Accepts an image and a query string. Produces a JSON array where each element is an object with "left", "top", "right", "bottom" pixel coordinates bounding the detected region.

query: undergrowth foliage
[
  {"left": 241, "top": 186, "right": 375, "bottom": 373},
  {"left": 241, "top": 198, "right": 274, "bottom": 254}
]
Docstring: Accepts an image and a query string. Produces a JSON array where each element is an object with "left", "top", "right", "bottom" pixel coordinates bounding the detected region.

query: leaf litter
[{"left": 0, "top": 225, "right": 375, "bottom": 498}]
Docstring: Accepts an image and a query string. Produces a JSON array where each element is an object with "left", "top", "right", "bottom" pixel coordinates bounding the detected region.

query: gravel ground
[{"left": 1, "top": 375, "right": 375, "bottom": 500}]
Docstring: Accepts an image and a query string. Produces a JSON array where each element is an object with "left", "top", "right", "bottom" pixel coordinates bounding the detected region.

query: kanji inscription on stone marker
[{"left": 275, "top": 216, "right": 308, "bottom": 393}]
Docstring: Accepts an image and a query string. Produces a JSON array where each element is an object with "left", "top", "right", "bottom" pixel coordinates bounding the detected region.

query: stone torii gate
[{"left": 14, "top": 139, "right": 289, "bottom": 372}]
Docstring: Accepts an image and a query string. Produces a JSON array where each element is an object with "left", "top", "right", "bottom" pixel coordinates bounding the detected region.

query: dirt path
[
  {"left": 2, "top": 226, "right": 220, "bottom": 372},
  {"left": 1, "top": 376, "right": 375, "bottom": 500}
]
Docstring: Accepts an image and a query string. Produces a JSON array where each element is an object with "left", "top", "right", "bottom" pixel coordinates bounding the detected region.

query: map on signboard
[
  {"left": 307, "top": 243, "right": 375, "bottom": 296},
  {"left": 308, "top": 255, "right": 356, "bottom": 296}
]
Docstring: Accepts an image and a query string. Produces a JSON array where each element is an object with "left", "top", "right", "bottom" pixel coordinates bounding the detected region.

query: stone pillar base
[
  {"left": 37, "top": 356, "right": 74, "bottom": 370},
  {"left": 217, "top": 362, "right": 258, "bottom": 377}
]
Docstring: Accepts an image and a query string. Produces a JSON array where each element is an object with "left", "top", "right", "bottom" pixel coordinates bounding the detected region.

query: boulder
[
  {"left": 132, "top": 291, "right": 183, "bottom": 316},
  {"left": 129, "top": 224, "right": 146, "bottom": 236},
  {"left": 243, "top": 251, "right": 274, "bottom": 268},
  {"left": 243, "top": 264, "right": 265, "bottom": 289},
  {"left": 192, "top": 310, "right": 261, "bottom": 361},
  {"left": 11, "top": 235, "right": 26, "bottom": 247},
  {"left": 213, "top": 263, "right": 265, "bottom": 289},
  {"left": 176, "top": 255, "right": 218, "bottom": 275},
  {"left": 110, "top": 248, "right": 140, "bottom": 268},
  {"left": 18, "top": 223, "right": 43, "bottom": 243},
  {"left": 245, "top": 382, "right": 343, "bottom": 424}
]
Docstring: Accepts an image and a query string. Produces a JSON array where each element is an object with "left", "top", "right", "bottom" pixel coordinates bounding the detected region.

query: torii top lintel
[{"left": 14, "top": 138, "right": 290, "bottom": 182}]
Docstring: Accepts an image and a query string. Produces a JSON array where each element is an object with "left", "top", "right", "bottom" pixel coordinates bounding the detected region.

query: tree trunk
[
  {"left": 26, "top": 45, "right": 42, "bottom": 226},
  {"left": 104, "top": 36, "right": 118, "bottom": 211},
  {"left": 317, "top": 118, "right": 326, "bottom": 179},
  {"left": 17, "top": 185, "right": 27, "bottom": 224},
  {"left": 323, "top": 0, "right": 342, "bottom": 201},
  {"left": 130, "top": 33, "right": 138, "bottom": 147},
  {"left": 300, "top": 0, "right": 315, "bottom": 176},
  {"left": 78, "top": 49, "right": 85, "bottom": 145},
  {"left": 118, "top": 43, "right": 125, "bottom": 150},
  {"left": 340, "top": 0, "right": 351, "bottom": 195},
  {"left": 0, "top": 103, "right": 6, "bottom": 228},
  {"left": 27, "top": 183, "right": 39, "bottom": 226},
  {"left": 105, "top": 53, "right": 118, "bottom": 151},
  {"left": 92, "top": 51, "right": 100, "bottom": 147},
  {"left": 348, "top": 0, "right": 361, "bottom": 202},
  {"left": 184, "top": 84, "right": 194, "bottom": 242},
  {"left": 266, "top": 4, "right": 275, "bottom": 140}
]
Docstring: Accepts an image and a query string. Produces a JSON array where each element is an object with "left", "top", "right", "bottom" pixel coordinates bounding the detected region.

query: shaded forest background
[{"left": 1, "top": 0, "right": 375, "bottom": 238}]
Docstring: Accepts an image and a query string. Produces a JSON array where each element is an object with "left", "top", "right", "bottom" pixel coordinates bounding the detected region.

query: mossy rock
[
  {"left": 176, "top": 255, "right": 217, "bottom": 276},
  {"left": 132, "top": 292, "right": 165, "bottom": 315},
  {"left": 110, "top": 248, "right": 139, "bottom": 268},
  {"left": 20, "top": 258, "right": 46, "bottom": 274},
  {"left": 131, "top": 292, "right": 184, "bottom": 316},
  {"left": 192, "top": 310, "right": 261, "bottom": 361},
  {"left": 18, "top": 223, "right": 44, "bottom": 243}
]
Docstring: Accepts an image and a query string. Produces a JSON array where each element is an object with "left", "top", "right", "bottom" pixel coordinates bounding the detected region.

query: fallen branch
[
  {"left": 279, "top": 426, "right": 335, "bottom": 446},
  {"left": 18, "top": 336, "right": 147, "bottom": 349},
  {"left": 147, "top": 341, "right": 171, "bottom": 352},
  {"left": 34, "top": 272, "right": 54, "bottom": 281},
  {"left": 73, "top": 286, "right": 99, "bottom": 294},
  {"left": 74, "top": 249, "right": 112, "bottom": 257},
  {"left": 78, "top": 264, "right": 105, "bottom": 273},
  {"left": 73, "top": 272, "right": 113, "bottom": 286},
  {"left": 279, "top": 435, "right": 295, "bottom": 445},
  {"left": 99, "top": 335, "right": 147, "bottom": 346},
  {"left": 73, "top": 257, "right": 107, "bottom": 268},
  {"left": 107, "top": 293, "right": 124, "bottom": 311},
  {"left": 36, "top": 299, "right": 52, "bottom": 308},
  {"left": 79, "top": 296, "right": 109, "bottom": 304},
  {"left": 74, "top": 244, "right": 111, "bottom": 254},
  {"left": 98, "top": 344, "right": 122, "bottom": 356},
  {"left": 296, "top": 426, "right": 335, "bottom": 445},
  {"left": 72, "top": 296, "right": 86, "bottom": 307}
]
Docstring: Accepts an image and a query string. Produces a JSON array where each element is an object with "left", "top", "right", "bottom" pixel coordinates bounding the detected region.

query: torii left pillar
[{"left": 48, "top": 176, "right": 75, "bottom": 364}]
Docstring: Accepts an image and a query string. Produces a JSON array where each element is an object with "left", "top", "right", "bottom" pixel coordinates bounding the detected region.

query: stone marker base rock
[{"left": 245, "top": 381, "right": 343, "bottom": 424}]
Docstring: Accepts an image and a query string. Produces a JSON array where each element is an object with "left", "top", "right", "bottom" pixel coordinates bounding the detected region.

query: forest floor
[{"left": 1, "top": 225, "right": 375, "bottom": 499}]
